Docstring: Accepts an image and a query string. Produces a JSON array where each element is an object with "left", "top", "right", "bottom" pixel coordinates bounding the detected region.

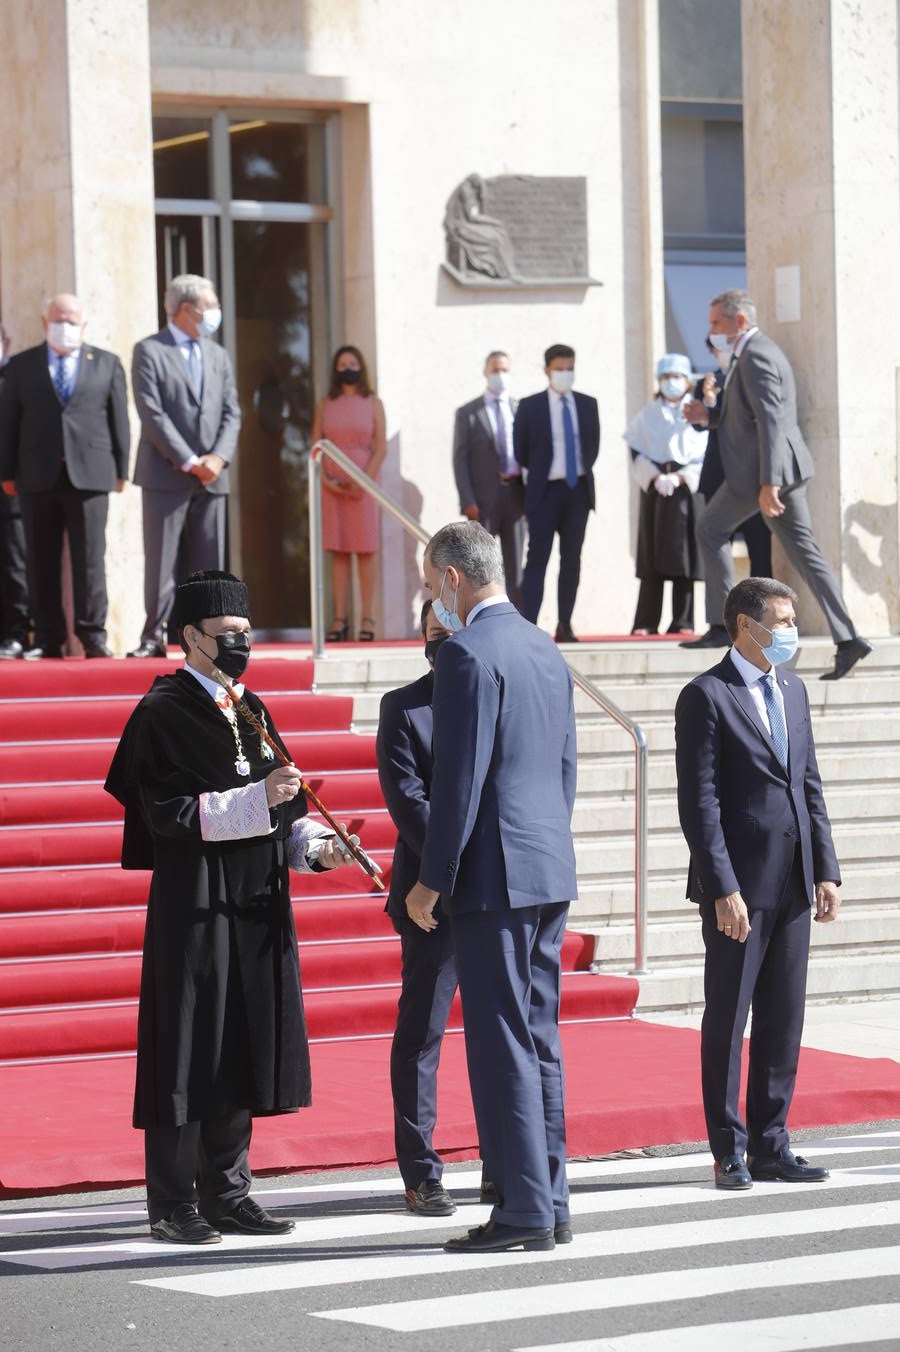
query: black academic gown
[{"left": 105, "top": 670, "right": 311, "bottom": 1129}]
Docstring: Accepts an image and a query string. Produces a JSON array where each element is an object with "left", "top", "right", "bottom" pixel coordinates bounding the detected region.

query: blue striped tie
[
  {"left": 562, "top": 397, "right": 578, "bottom": 488},
  {"left": 761, "top": 672, "right": 789, "bottom": 769}
]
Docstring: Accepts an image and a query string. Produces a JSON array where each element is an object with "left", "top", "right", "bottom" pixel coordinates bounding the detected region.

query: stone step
[{"left": 575, "top": 744, "right": 900, "bottom": 794}]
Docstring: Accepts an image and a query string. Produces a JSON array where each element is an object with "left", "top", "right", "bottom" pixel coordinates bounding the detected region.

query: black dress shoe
[
  {"left": 82, "top": 642, "right": 114, "bottom": 658},
  {"left": 554, "top": 1221, "right": 573, "bottom": 1244},
  {"left": 405, "top": 1180, "right": 456, "bottom": 1216},
  {"left": 151, "top": 1203, "right": 222, "bottom": 1245},
  {"left": 714, "top": 1154, "right": 753, "bottom": 1189},
  {"left": 680, "top": 625, "right": 730, "bottom": 650},
  {"left": 127, "top": 641, "right": 166, "bottom": 658},
  {"left": 820, "top": 636, "right": 872, "bottom": 681},
  {"left": 554, "top": 623, "right": 579, "bottom": 643},
  {"left": 23, "top": 646, "right": 64, "bottom": 660},
  {"left": 206, "top": 1196, "right": 295, "bottom": 1235},
  {"left": 748, "top": 1148, "right": 829, "bottom": 1182},
  {"left": 445, "top": 1219, "right": 554, "bottom": 1253},
  {"left": 0, "top": 638, "right": 24, "bottom": 659}
]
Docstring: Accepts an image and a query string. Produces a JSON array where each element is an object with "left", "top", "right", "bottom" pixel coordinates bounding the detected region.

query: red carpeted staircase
[{"left": 0, "top": 653, "right": 634, "bottom": 1070}]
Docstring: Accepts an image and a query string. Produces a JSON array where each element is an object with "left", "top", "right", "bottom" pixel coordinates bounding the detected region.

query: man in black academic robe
[{"left": 105, "top": 570, "right": 373, "bottom": 1244}]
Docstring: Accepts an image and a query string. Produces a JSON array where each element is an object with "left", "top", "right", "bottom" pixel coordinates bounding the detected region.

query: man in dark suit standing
[
  {"left": 0, "top": 294, "right": 129, "bottom": 658},
  {"left": 453, "top": 351, "right": 524, "bottom": 604},
  {"left": 129, "top": 274, "right": 241, "bottom": 658},
  {"left": 513, "top": 343, "right": 600, "bottom": 641},
  {"left": 682, "top": 290, "right": 869, "bottom": 681},
  {"left": 0, "top": 322, "right": 32, "bottom": 658},
  {"left": 376, "top": 601, "right": 459, "bottom": 1217},
  {"left": 406, "top": 521, "right": 577, "bottom": 1253},
  {"left": 675, "top": 576, "right": 841, "bottom": 1190}
]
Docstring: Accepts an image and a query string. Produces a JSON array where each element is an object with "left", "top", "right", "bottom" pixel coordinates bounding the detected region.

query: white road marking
[
  {"left": 133, "top": 1197, "right": 900, "bottom": 1297},
  {"left": 512, "top": 1304, "right": 900, "bottom": 1352},
  {"left": 311, "top": 1246, "right": 900, "bottom": 1331}
]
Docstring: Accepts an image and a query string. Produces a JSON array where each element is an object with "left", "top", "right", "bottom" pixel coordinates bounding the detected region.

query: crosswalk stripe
[
  {"left": 2, "top": 1157, "right": 897, "bottom": 1271},
  {"left": 310, "top": 1245, "right": 900, "bottom": 1331},
  {"left": 512, "top": 1304, "right": 900, "bottom": 1352},
  {"left": 133, "top": 1196, "right": 900, "bottom": 1297}
]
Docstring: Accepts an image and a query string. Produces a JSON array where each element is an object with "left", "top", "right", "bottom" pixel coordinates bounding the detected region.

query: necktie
[
  {"left": 188, "top": 340, "right": 201, "bottom": 397},
  {"left": 494, "top": 398, "right": 512, "bottom": 473},
  {"left": 761, "top": 672, "right": 789, "bottom": 769},
  {"left": 562, "top": 396, "right": 578, "bottom": 488},
  {"left": 54, "top": 356, "right": 69, "bottom": 404}
]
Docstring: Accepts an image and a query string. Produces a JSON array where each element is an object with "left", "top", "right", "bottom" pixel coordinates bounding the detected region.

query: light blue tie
[
  {"left": 187, "top": 340, "right": 202, "bottom": 397},
  {"left": 761, "top": 672, "right": 789, "bottom": 769},
  {"left": 562, "top": 396, "right": 578, "bottom": 488},
  {"left": 54, "top": 356, "right": 70, "bottom": 404}
]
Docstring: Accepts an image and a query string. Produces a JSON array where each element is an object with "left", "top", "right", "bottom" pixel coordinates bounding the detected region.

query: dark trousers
[
  {"left": 140, "top": 488, "right": 226, "bottom": 646},
  {"left": 483, "top": 477, "right": 526, "bottom": 607},
  {"left": 700, "top": 850, "right": 811, "bottom": 1161},
  {"left": 632, "top": 577, "right": 694, "bottom": 633},
  {"left": 390, "top": 917, "right": 458, "bottom": 1189},
  {"left": 737, "top": 511, "right": 773, "bottom": 579},
  {"left": 0, "top": 497, "right": 30, "bottom": 642},
  {"left": 450, "top": 901, "right": 569, "bottom": 1230},
  {"left": 521, "top": 478, "right": 591, "bottom": 627},
  {"left": 19, "top": 469, "right": 109, "bottom": 649},
  {"left": 144, "top": 1109, "right": 252, "bottom": 1223}
]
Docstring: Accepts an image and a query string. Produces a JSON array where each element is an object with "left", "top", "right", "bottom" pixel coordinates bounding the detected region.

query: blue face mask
[
  {"left": 751, "top": 620, "right": 799, "bottom": 666},
  {"left": 431, "top": 571, "right": 464, "bottom": 633},
  {"left": 197, "top": 306, "right": 222, "bottom": 338}
]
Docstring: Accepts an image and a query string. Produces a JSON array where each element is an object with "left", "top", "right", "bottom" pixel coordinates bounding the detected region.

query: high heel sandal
[
  {"left": 326, "top": 618, "right": 349, "bottom": 642},
  {"left": 358, "top": 617, "right": 376, "bottom": 642}
]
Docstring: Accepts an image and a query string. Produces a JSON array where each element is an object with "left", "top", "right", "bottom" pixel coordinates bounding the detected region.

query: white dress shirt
[
  {"left": 47, "top": 344, "right": 82, "bottom": 394},
  {"left": 547, "top": 387, "right": 585, "bottom": 481},
  {"left": 467, "top": 593, "right": 509, "bottom": 626},
  {"left": 728, "top": 644, "right": 786, "bottom": 736},
  {"left": 483, "top": 392, "right": 518, "bottom": 476}
]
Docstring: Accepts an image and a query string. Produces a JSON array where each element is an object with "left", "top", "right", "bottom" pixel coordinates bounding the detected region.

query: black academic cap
[{"left": 170, "top": 570, "right": 251, "bottom": 630}]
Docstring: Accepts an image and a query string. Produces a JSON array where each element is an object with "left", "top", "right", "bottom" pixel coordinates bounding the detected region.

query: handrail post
[
  {"left": 633, "top": 726, "right": 649, "bottom": 975},
  {"left": 308, "top": 447, "right": 326, "bottom": 660}
]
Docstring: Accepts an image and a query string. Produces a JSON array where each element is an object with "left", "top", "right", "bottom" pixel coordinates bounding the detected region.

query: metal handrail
[
  {"left": 307, "top": 435, "right": 649, "bottom": 973},
  {"left": 569, "top": 668, "right": 649, "bottom": 975}
]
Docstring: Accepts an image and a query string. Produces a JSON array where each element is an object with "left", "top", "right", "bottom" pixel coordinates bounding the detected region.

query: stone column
[
  {"left": 742, "top": 0, "right": 900, "bottom": 636},
  {"left": 0, "top": 0, "right": 158, "bottom": 651}
]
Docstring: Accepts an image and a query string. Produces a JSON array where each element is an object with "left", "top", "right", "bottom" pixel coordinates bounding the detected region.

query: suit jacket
[
  {"left": 512, "top": 389, "right": 600, "bottom": 514},
  {"left": 376, "top": 669, "right": 439, "bottom": 923},
  {"left": 453, "top": 393, "right": 519, "bottom": 526},
  {"left": 131, "top": 329, "right": 241, "bottom": 495},
  {"left": 711, "top": 331, "right": 814, "bottom": 498},
  {"left": 674, "top": 652, "right": 840, "bottom": 911},
  {"left": 0, "top": 343, "right": 129, "bottom": 493},
  {"left": 418, "top": 602, "right": 578, "bottom": 911}
]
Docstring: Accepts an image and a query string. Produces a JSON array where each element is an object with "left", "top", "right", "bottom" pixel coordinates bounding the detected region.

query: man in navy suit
[
  {"left": 675, "top": 577, "right": 842, "bottom": 1190},
  {"left": 513, "top": 343, "right": 600, "bottom": 641},
  {"left": 406, "top": 521, "right": 577, "bottom": 1253},
  {"left": 376, "top": 600, "right": 458, "bottom": 1217}
]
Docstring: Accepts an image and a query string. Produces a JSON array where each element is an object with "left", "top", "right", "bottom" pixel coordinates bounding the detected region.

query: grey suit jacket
[
  {"left": 453, "top": 393, "right": 518, "bottom": 526},
  {"left": 713, "top": 330, "right": 814, "bottom": 498},
  {"left": 131, "top": 329, "right": 241, "bottom": 496}
]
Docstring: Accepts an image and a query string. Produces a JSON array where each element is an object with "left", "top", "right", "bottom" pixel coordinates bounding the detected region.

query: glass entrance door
[{"left": 153, "top": 110, "right": 337, "bottom": 635}]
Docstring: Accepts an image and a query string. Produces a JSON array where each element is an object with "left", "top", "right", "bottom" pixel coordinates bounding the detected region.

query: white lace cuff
[
  {"left": 286, "top": 817, "right": 333, "bottom": 872},
  {"left": 199, "top": 779, "right": 274, "bottom": 842}
]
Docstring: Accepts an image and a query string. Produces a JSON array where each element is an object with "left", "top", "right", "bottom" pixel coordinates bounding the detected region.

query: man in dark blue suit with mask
[
  {"left": 675, "top": 577, "right": 842, "bottom": 1190},
  {"left": 376, "top": 600, "right": 458, "bottom": 1218},
  {"left": 406, "top": 520, "right": 577, "bottom": 1253}
]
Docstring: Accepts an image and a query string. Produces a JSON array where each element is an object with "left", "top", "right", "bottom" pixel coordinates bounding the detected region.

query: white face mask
[
  {"left": 549, "top": 369, "right": 575, "bottom": 395},
  {"left": 659, "top": 376, "right": 687, "bottom": 402},
  {"left": 197, "top": 306, "right": 222, "bottom": 338},
  {"left": 708, "top": 332, "right": 733, "bottom": 354},
  {"left": 47, "top": 321, "right": 83, "bottom": 353},
  {"left": 486, "top": 371, "right": 509, "bottom": 395}
]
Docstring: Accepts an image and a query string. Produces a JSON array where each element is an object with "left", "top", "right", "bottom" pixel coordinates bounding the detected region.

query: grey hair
[
  {"left": 710, "top": 288, "right": 757, "bottom": 327},
  {"left": 723, "top": 576, "right": 797, "bottom": 640},
  {"left": 164, "top": 273, "right": 216, "bottom": 318},
  {"left": 426, "top": 521, "right": 504, "bottom": 587}
]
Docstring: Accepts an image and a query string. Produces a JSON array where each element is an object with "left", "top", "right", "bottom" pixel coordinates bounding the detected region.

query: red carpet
[{"left": 3, "top": 1019, "right": 900, "bottom": 1192}]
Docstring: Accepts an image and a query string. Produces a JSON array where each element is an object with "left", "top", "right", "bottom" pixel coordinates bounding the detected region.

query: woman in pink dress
[{"left": 312, "top": 346, "right": 387, "bottom": 640}]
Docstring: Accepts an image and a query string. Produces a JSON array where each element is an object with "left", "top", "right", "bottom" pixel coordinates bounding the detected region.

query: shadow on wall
[
  {"left": 434, "top": 269, "right": 589, "bottom": 309},
  {"left": 843, "top": 500, "right": 900, "bottom": 630}
]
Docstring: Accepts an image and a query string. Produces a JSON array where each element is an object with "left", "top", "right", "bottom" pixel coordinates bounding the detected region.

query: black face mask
[
  {"left": 424, "top": 635, "right": 450, "bottom": 668},
  {"left": 197, "top": 627, "right": 251, "bottom": 680},
  {"left": 338, "top": 368, "right": 361, "bottom": 385}
]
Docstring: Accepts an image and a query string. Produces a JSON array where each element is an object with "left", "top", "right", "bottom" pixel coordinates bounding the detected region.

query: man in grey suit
[
  {"left": 682, "top": 289, "right": 870, "bottom": 682},
  {"left": 128, "top": 275, "right": 241, "bottom": 657},
  {"left": 452, "top": 351, "right": 524, "bottom": 603}
]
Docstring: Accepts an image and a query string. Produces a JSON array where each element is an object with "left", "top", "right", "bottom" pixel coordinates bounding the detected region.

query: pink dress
[{"left": 320, "top": 394, "right": 380, "bottom": 554}]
